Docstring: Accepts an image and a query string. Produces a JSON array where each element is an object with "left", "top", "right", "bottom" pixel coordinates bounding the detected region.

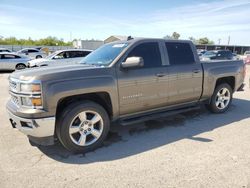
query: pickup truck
[{"left": 6, "top": 38, "right": 245, "bottom": 153}]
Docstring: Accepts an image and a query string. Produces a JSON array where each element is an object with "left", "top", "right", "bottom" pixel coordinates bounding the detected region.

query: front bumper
[{"left": 8, "top": 110, "right": 55, "bottom": 138}]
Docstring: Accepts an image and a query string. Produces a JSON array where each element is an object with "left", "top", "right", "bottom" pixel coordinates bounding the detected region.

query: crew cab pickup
[{"left": 6, "top": 38, "right": 245, "bottom": 153}]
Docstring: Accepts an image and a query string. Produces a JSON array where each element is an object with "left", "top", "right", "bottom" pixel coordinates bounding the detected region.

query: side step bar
[{"left": 119, "top": 106, "right": 201, "bottom": 126}]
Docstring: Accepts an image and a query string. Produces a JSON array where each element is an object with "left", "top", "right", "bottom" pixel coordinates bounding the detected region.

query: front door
[{"left": 116, "top": 42, "right": 168, "bottom": 116}]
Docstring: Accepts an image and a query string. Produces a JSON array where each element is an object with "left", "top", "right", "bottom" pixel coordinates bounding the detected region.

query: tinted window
[
  {"left": 70, "top": 51, "right": 91, "bottom": 58},
  {"left": 165, "top": 42, "right": 195, "bottom": 65},
  {"left": 218, "top": 51, "right": 232, "bottom": 58},
  {"left": 127, "top": 42, "right": 162, "bottom": 68},
  {"left": 28, "top": 49, "right": 38, "bottom": 53},
  {"left": 56, "top": 52, "right": 70, "bottom": 59},
  {"left": 0, "top": 49, "right": 10, "bottom": 52},
  {"left": 2, "top": 54, "right": 16, "bottom": 59}
]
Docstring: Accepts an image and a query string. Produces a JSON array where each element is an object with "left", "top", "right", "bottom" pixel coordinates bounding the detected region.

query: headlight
[
  {"left": 20, "top": 83, "right": 41, "bottom": 93},
  {"left": 21, "top": 97, "right": 42, "bottom": 107}
]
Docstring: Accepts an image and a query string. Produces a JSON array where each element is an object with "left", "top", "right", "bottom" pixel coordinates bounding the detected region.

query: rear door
[
  {"left": 116, "top": 41, "right": 169, "bottom": 115},
  {"left": 165, "top": 42, "right": 203, "bottom": 105}
]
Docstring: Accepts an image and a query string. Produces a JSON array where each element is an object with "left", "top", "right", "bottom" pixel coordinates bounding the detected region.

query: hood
[{"left": 10, "top": 64, "right": 106, "bottom": 82}]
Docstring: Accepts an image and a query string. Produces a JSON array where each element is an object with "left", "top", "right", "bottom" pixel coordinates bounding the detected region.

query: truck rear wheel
[
  {"left": 207, "top": 83, "right": 233, "bottom": 113},
  {"left": 56, "top": 101, "right": 110, "bottom": 153}
]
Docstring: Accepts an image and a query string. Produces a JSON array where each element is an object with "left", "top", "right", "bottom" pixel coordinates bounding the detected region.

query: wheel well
[
  {"left": 56, "top": 92, "right": 113, "bottom": 119},
  {"left": 215, "top": 77, "right": 235, "bottom": 91}
]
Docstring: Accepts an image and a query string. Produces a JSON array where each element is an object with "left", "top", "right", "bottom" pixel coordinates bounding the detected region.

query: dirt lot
[{"left": 0, "top": 67, "right": 250, "bottom": 188}]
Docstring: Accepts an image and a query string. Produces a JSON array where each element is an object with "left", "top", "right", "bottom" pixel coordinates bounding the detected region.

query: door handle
[
  {"left": 192, "top": 69, "right": 201, "bottom": 74},
  {"left": 155, "top": 73, "right": 166, "bottom": 77}
]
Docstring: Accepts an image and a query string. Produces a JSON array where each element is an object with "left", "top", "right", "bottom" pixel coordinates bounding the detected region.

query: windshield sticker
[{"left": 112, "top": 44, "right": 127, "bottom": 48}]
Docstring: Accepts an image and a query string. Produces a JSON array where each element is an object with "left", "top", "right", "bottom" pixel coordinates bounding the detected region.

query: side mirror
[{"left": 121, "top": 57, "right": 144, "bottom": 69}]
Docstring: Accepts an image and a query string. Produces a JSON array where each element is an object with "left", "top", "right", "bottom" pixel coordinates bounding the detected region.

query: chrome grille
[
  {"left": 9, "top": 79, "right": 18, "bottom": 92},
  {"left": 11, "top": 95, "right": 20, "bottom": 106}
]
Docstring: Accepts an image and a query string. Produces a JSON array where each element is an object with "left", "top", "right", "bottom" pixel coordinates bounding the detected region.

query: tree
[
  {"left": 0, "top": 36, "right": 73, "bottom": 46},
  {"left": 197, "top": 37, "right": 214, "bottom": 45},
  {"left": 163, "top": 32, "right": 181, "bottom": 40},
  {"left": 172, "top": 32, "right": 180, "bottom": 40},
  {"left": 188, "top": 37, "right": 197, "bottom": 44},
  {"left": 188, "top": 37, "right": 214, "bottom": 45}
]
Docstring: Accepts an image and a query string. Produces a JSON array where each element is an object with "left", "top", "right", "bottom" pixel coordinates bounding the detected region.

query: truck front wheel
[
  {"left": 56, "top": 101, "right": 110, "bottom": 153},
  {"left": 207, "top": 83, "right": 233, "bottom": 113}
]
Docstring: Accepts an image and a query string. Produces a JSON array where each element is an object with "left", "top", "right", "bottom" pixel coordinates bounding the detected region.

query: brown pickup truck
[{"left": 6, "top": 38, "right": 245, "bottom": 153}]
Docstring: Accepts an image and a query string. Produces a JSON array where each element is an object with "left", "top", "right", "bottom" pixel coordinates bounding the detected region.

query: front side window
[
  {"left": 55, "top": 52, "right": 70, "bottom": 59},
  {"left": 126, "top": 42, "right": 162, "bottom": 68},
  {"left": 165, "top": 42, "right": 195, "bottom": 65},
  {"left": 70, "top": 51, "right": 90, "bottom": 58}
]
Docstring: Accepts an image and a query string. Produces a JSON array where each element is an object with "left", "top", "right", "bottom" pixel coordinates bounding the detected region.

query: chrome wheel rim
[
  {"left": 16, "top": 65, "right": 25, "bottom": 69},
  {"left": 215, "top": 88, "right": 230, "bottom": 110},
  {"left": 69, "top": 110, "right": 104, "bottom": 146}
]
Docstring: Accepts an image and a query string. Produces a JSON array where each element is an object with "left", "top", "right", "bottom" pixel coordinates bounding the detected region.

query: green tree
[
  {"left": 197, "top": 37, "right": 214, "bottom": 45},
  {"left": 163, "top": 32, "right": 181, "bottom": 40},
  {"left": 0, "top": 36, "right": 73, "bottom": 46}
]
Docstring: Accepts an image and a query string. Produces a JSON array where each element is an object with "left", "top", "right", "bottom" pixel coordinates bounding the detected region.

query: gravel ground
[{"left": 0, "top": 67, "right": 250, "bottom": 188}]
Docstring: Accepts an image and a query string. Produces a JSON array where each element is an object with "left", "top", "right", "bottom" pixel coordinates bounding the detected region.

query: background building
[{"left": 73, "top": 40, "right": 104, "bottom": 50}]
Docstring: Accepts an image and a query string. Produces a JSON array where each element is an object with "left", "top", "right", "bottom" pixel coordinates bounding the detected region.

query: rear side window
[
  {"left": 28, "top": 49, "right": 38, "bottom": 53},
  {"left": 2, "top": 54, "right": 17, "bottom": 59},
  {"left": 127, "top": 42, "right": 162, "bottom": 68},
  {"left": 70, "top": 51, "right": 91, "bottom": 58},
  {"left": 165, "top": 42, "right": 195, "bottom": 65},
  {"left": 218, "top": 51, "right": 232, "bottom": 58}
]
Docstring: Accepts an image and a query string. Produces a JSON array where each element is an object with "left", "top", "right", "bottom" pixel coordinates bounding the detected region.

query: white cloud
[{"left": 0, "top": 0, "right": 249, "bottom": 45}]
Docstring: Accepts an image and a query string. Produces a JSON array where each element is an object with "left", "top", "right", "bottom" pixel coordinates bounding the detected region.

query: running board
[{"left": 119, "top": 106, "right": 200, "bottom": 126}]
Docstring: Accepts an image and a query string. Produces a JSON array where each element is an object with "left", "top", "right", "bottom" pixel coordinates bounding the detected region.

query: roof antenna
[{"left": 127, "top": 36, "right": 133, "bottom": 41}]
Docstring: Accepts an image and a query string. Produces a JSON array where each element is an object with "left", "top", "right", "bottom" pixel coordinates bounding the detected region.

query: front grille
[
  {"left": 11, "top": 95, "right": 20, "bottom": 106},
  {"left": 9, "top": 79, "right": 18, "bottom": 92}
]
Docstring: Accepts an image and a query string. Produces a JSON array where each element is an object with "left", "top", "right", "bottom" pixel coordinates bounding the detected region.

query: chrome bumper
[{"left": 8, "top": 111, "right": 55, "bottom": 138}]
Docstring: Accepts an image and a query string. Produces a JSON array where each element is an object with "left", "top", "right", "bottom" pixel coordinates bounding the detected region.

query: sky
[{"left": 0, "top": 0, "right": 250, "bottom": 45}]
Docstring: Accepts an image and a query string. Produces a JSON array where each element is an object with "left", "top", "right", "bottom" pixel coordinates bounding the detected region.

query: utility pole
[
  {"left": 218, "top": 38, "right": 221, "bottom": 45},
  {"left": 227, "top": 36, "right": 230, "bottom": 45}
]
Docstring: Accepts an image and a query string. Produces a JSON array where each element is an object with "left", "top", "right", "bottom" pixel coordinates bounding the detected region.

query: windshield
[
  {"left": 80, "top": 43, "right": 129, "bottom": 66},
  {"left": 203, "top": 51, "right": 217, "bottom": 57}
]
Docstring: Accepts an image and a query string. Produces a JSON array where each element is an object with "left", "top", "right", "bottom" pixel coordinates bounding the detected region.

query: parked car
[
  {"left": 7, "top": 38, "right": 245, "bottom": 153},
  {"left": 0, "top": 48, "right": 11, "bottom": 53},
  {"left": 0, "top": 52, "right": 30, "bottom": 70},
  {"left": 244, "top": 51, "right": 250, "bottom": 56},
  {"left": 244, "top": 55, "right": 250, "bottom": 65},
  {"left": 17, "top": 48, "right": 46, "bottom": 59},
  {"left": 28, "top": 49, "right": 92, "bottom": 67},
  {"left": 201, "top": 50, "right": 234, "bottom": 61},
  {"left": 197, "top": 49, "right": 207, "bottom": 57}
]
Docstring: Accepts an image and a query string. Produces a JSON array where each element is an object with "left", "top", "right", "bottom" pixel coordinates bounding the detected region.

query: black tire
[
  {"left": 36, "top": 55, "right": 42, "bottom": 59},
  {"left": 15, "top": 64, "right": 26, "bottom": 70},
  {"left": 207, "top": 83, "right": 233, "bottom": 113},
  {"left": 56, "top": 101, "right": 110, "bottom": 153}
]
